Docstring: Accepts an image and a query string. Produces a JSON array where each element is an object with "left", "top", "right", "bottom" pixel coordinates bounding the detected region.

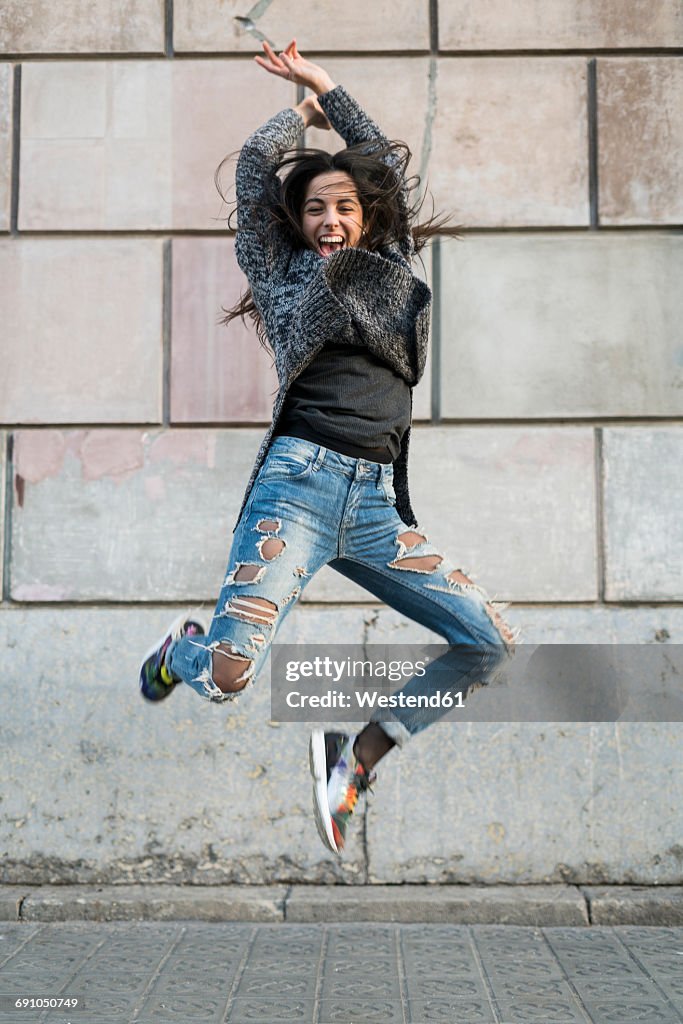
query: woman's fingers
[
  {"left": 253, "top": 55, "right": 286, "bottom": 78},
  {"left": 262, "top": 40, "right": 283, "bottom": 62},
  {"left": 254, "top": 40, "right": 289, "bottom": 78}
]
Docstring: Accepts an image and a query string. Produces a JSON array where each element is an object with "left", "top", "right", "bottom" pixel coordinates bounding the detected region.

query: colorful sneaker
[
  {"left": 139, "top": 612, "right": 205, "bottom": 702},
  {"left": 309, "top": 730, "right": 376, "bottom": 855}
]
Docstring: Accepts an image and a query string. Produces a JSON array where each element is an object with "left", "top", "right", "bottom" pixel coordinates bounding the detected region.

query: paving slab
[
  {"left": 0, "top": 922, "right": 682, "bottom": 1024},
  {"left": 286, "top": 883, "right": 588, "bottom": 925},
  {"left": 583, "top": 885, "right": 683, "bottom": 925}
]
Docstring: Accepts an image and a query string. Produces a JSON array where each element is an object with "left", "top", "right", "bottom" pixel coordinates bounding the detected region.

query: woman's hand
[{"left": 254, "top": 38, "right": 336, "bottom": 96}]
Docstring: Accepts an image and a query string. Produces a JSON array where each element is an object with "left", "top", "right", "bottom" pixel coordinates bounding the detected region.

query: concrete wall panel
[
  {"left": 10, "top": 429, "right": 263, "bottom": 601},
  {"left": 0, "top": 65, "right": 11, "bottom": 231},
  {"left": 0, "top": 431, "right": 5, "bottom": 588},
  {"left": 407, "top": 427, "right": 597, "bottom": 603},
  {"left": 603, "top": 428, "right": 683, "bottom": 601},
  {"left": 170, "top": 237, "right": 278, "bottom": 424},
  {"left": 368, "top": 720, "right": 683, "bottom": 883},
  {"left": 173, "top": 1, "right": 430, "bottom": 53},
  {"left": 598, "top": 58, "right": 683, "bottom": 225},
  {"left": 430, "top": 58, "right": 589, "bottom": 227},
  {"left": 0, "top": 239, "right": 162, "bottom": 424},
  {"left": 0, "top": 0, "right": 164, "bottom": 54},
  {"left": 20, "top": 61, "right": 293, "bottom": 230},
  {"left": 439, "top": 233, "right": 683, "bottom": 419},
  {"left": 440, "top": 0, "right": 683, "bottom": 50},
  {"left": 1, "top": 605, "right": 682, "bottom": 884}
]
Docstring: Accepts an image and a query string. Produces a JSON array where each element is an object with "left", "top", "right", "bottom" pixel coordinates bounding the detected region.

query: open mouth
[{"left": 318, "top": 234, "right": 346, "bottom": 257}]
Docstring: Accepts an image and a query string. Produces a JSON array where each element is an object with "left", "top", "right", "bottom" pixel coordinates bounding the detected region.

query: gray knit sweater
[{"left": 232, "top": 84, "right": 432, "bottom": 532}]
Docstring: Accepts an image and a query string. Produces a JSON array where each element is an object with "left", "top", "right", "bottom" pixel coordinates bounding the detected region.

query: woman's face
[{"left": 301, "top": 171, "right": 365, "bottom": 258}]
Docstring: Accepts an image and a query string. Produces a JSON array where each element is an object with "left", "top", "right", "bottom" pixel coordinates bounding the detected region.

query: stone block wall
[{"left": 1, "top": 2, "right": 681, "bottom": 885}]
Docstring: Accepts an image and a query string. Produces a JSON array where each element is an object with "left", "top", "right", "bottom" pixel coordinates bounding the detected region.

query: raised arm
[
  {"left": 316, "top": 84, "right": 415, "bottom": 260},
  {"left": 236, "top": 40, "right": 335, "bottom": 290},
  {"left": 234, "top": 104, "right": 305, "bottom": 288}
]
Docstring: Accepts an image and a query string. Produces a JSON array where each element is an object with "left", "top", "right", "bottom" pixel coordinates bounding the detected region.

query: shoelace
[{"left": 342, "top": 765, "right": 376, "bottom": 811}]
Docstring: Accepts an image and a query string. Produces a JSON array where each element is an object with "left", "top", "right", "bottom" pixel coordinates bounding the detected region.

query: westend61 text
[{"left": 285, "top": 690, "right": 465, "bottom": 709}]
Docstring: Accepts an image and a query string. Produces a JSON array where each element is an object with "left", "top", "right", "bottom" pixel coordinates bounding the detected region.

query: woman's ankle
[{"left": 354, "top": 723, "right": 396, "bottom": 772}]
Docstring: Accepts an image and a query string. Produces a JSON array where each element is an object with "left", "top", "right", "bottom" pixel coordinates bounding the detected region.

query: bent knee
[{"left": 212, "top": 645, "right": 254, "bottom": 694}]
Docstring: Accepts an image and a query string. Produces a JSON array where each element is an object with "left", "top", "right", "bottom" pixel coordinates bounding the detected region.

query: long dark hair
[{"left": 214, "top": 139, "right": 459, "bottom": 355}]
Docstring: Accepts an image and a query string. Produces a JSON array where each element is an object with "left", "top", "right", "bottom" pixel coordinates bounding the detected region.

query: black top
[{"left": 274, "top": 342, "right": 411, "bottom": 464}]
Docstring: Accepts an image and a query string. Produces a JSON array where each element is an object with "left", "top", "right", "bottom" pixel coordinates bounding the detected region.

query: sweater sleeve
[
  {"left": 234, "top": 106, "right": 306, "bottom": 292},
  {"left": 317, "top": 84, "right": 416, "bottom": 263}
]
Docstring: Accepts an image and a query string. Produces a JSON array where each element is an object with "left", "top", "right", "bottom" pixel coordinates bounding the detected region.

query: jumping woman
[{"left": 139, "top": 39, "right": 518, "bottom": 855}]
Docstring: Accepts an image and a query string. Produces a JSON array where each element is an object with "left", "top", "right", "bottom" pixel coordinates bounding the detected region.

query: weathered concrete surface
[
  {"left": 0, "top": 605, "right": 367, "bottom": 886},
  {"left": 20, "top": 885, "right": 287, "bottom": 922},
  {"left": 584, "top": 885, "right": 683, "bottom": 925},
  {"left": 286, "top": 884, "right": 588, "bottom": 925},
  {"left": 10, "top": 429, "right": 257, "bottom": 601},
  {"left": 439, "top": 233, "right": 683, "bottom": 419},
  {"left": 599, "top": 58, "right": 683, "bottom": 225},
  {"left": 440, "top": 0, "right": 683, "bottom": 49},
  {"left": 0, "top": 240, "right": 162, "bottom": 423},
  {"left": 1, "top": 606, "right": 682, "bottom": 886},
  {"left": 5, "top": 884, "right": 683, "bottom": 926},
  {"left": 0, "top": 65, "right": 11, "bottom": 232},
  {"left": 0, "top": 431, "right": 5, "bottom": 590},
  {"left": 603, "top": 428, "right": 683, "bottom": 601},
  {"left": 0, "top": 0, "right": 164, "bottom": 53},
  {"left": 19, "top": 61, "right": 292, "bottom": 230},
  {"left": 170, "top": 238, "right": 278, "bottom": 424},
  {"left": 367, "top": 720, "right": 683, "bottom": 885},
  {"left": 173, "top": 0, "right": 430, "bottom": 53},
  {"left": 406, "top": 426, "right": 596, "bottom": 603},
  {"left": 430, "top": 58, "right": 588, "bottom": 226},
  {"left": 10, "top": 425, "right": 597, "bottom": 604}
]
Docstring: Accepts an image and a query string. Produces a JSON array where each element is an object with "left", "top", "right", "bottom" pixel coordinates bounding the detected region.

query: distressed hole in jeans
[
  {"left": 212, "top": 642, "right": 255, "bottom": 693},
  {"left": 390, "top": 553, "right": 443, "bottom": 573},
  {"left": 256, "top": 518, "right": 281, "bottom": 534},
  {"left": 257, "top": 536, "right": 286, "bottom": 561},
  {"left": 446, "top": 569, "right": 516, "bottom": 648},
  {"left": 223, "top": 595, "right": 278, "bottom": 627},
  {"left": 398, "top": 530, "right": 427, "bottom": 549},
  {"left": 225, "top": 563, "right": 266, "bottom": 586},
  {"left": 389, "top": 531, "right": 442, "bottom": 573}
]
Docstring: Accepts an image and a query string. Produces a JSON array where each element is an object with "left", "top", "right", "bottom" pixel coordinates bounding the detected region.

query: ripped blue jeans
[{"left": 167, "top": 436, "right": 518, "bottom": 747}]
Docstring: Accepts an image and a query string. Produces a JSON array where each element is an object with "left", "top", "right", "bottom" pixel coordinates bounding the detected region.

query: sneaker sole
[
  {"left": 308, "top": 730, "right": 340, "bottom": 855},
  {"left": 138, "top": 611, "right": 202, "bottom": 700}
]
